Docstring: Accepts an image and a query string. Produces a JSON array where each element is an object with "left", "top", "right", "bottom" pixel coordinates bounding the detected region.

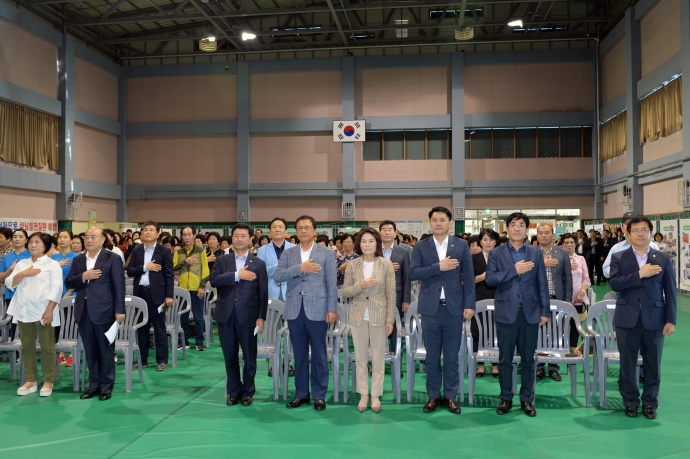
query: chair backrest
[
  {"left": 125, "top": 278, "right": 134, "bottom": 286},
  {"left": 57, "top": 297, "right": 79, "bottom": 342},
  {"left": 169, "top": 287, "right": 192, "bottom": 325},
  {"left": 473, "top": 299, "right": 500, "bottom": 351},
  {"left": 603, "top": 291, "right": 618, "bottom": 301},
  {"left": 588, "top": 287, "right": 596, "bottom": 305},
  {"left": 405, "top": 301, "right": 424, "bottom": 353},
  {"left": 537, "top": 300, "right": 583, "bottom": 351},
  {"left": 258, "top": 299, "right": 285, "bottom": 346},
  {"left": 117, "top": 296, "right": 148, "bottom": 343},
  {"left": 335, "top": 302, "right": 349, "bottom": 330},
  {"left": 204, "top": 287, "right": 217, "bottom": 315},
  {"left": 586, "top": 300, "right": 618, "bottom": 351},
  {"left": 404, "top": 300, "right": 418, "bottom": 332},
  {"left": 125, "top": 285, "right": 133, "bottom": 296}
]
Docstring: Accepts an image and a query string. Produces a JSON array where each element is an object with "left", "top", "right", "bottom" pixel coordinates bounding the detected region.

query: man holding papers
[
  {"left": 210, "top": 223, "right": 268, "bottom": 407},
  {"left": 66, "top": 227, "right": 125, "bottom": 401}
]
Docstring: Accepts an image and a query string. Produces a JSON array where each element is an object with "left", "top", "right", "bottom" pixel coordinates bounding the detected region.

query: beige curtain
[
  {"left": 639, "top": 76, "right": 683, "bottom": 145},
  {"left": 0, "top": 98, "right": 59, "bottom": 170},
  {"left": 600, "top": 110, "right": 627, "bottom": 162}
]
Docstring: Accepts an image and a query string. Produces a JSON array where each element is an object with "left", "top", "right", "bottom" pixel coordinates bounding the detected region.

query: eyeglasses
[
  {"left": 509, "top": 223, "right": 527, "bottom": 229},
  {"left": 630, "top": 228, "right": 650, "bottom": 235},
  {"left": 296, "top": 226, "right": 313, "bottom": 232}
]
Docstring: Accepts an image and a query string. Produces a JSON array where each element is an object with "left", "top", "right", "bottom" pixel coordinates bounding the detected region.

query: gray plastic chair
[
  {"left": 466, "top": 299, "right": 519, "bottom": 405},
  {"left": 55, "top": 297, "right": 83, "bottom": 391},
  {"left": 0, "top": 326, "right": 22, "bottom": 381},
  {"left": 167, "top": 287, "right": 192, "bottom": 367},
  {"left": 125, "top": 285, "right": 133, "bottom": 296},
  {"left": 603, "top": 291, "right": 617, "bottom": 301},
  {"left": 536, "top": 300, "right": 591, "bottom": 407},
  {"left": 587, "top": 300, "right": 642, "bottom": 407},
  {"left": 203, "top": 287, "right": 217, "bottom": 348},
  {"left": 343, "top": 305, "right": 403, "bottom": 404},
  {"left": 125, "top": 278, "right": 134, "bottom": 287}
]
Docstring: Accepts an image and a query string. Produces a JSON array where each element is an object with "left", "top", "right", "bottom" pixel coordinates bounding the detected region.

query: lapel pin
[
  {"left": 451, "top": 244, "right": 455, "bottom": 248},
  {"left": 652, "top": 255, "right": 656, "bottom": 258}
]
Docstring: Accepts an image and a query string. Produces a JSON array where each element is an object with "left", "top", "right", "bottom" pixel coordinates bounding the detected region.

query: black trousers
[
  {"left": 615, "top": 315, "right": 664, "bottom": 409},
  {"left": 79, "top": 307, "right": 116, "bottom": 392},
  {"left": 218, "top": 309, "right": 258, "bottom": 398},
  {"left": 496, "top": 310, "right": 539, "bottom": 403},
  {"left": 587, "top": 256, "right": 603, "bottom": 283},
  {"left": 136, "top": 288, "right": 168, "bottom": 365}
]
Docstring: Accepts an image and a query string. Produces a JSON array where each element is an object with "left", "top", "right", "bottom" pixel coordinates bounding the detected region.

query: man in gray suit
[
  {"left": 274, "top": 215, "right": 337, "bottom": 411},
  {"left": 379, "top": 220, "right": 411, "bottom": 354},
  {"left": 535, "top": 223, "right": 573, "bottom": 382}
]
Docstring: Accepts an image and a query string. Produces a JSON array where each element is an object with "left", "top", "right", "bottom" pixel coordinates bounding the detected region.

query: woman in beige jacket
[{"left": 342, "top": 227, "right": 396, "bottom": 413}]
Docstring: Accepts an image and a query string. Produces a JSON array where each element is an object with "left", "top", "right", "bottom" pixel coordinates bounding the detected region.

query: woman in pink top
[{"left": 561, "top": 233, "right": 590, "bottom": 356}]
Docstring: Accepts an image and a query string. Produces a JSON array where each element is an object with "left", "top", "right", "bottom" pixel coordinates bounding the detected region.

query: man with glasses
[
  {"left": 602, "top": 212, "right": 659, "bottom": 279},
  {"left": 274, "top": 215, "right": 337, "bottom": 411},
  {"left": 379, "top": 220, "right": 411, "bottom": 356},
  {"left": 486, "top": 212, "right": 550, "bottom": 417},
  {"left": 609, "top": 217, "right": 676, "bottom": 419}
]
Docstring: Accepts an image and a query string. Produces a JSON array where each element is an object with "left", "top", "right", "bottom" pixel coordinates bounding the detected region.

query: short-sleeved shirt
[
  {"left": 1, "top": 249, "right": 32, "bottom": 300},
  {"left": 51, "top": 250, "right": 79, "bottom": 296}
]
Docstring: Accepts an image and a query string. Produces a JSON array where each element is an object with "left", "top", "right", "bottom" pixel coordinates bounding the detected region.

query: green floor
[{"left": 1, "top": 283, "right": 689, "bottom": 459}]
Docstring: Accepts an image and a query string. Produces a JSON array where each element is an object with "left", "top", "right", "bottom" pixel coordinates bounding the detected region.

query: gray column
[
  {"left": 237, "top": 61, "right": 250, "bottom": 221},
  {"left": 593, "top": 45, "right": 604, "bottom": 219},
  {"left": 116, "top": 73, "right": 128, "bottom": 221},
  {"left": 451, "top": 53, "right": 466, "bottom": 224},
  {"left": 342, "top": 56, "right": 355, "bottom": 221},
  {"left": 624, "top": 6, "right": 643, "bottom": 216},
  {"left": 57, "top": 34, "right": 75, "bottom": 221},
  {"left": 680, "top": 0, "right": 690, "bottom": 210}
]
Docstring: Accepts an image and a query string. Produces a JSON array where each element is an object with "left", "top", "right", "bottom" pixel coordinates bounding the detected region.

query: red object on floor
[
  {"left": 65, "top": 356, "right": 73, "bottom": 367},
  {"left": 59, "top": 355, "right": 67, "bottom": 365}
]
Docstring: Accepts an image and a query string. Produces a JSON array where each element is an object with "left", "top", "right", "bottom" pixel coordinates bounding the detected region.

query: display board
[
  {"left": 679, "top": 219, "right": 690, "bottom": 291},
  {"left": 0, "top": 218, "right": 59, "bottom": 234},
  {"left": 659, "top": 220, "right": 679, "bottom": 286}
]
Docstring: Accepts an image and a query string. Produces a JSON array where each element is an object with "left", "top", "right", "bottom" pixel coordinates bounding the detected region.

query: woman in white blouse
[
  {"left": 561, "top": 233, "right": 590, "bottom": 356},
  {"left": 5, "top": 232, "right": 63, "bottom": 397}
]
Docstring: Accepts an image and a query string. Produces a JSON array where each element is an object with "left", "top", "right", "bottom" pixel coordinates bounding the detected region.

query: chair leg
[
  {"left": 406, "top": 355, "right": 415, "bottom": 403},
  {"left": 343, "top": 358, "right": 350, "bottom": 404},
  {"left": 136, "top": 348, "right": 144, "bottom": 382},
  {"left": 125, "top": 351, "right": 132, "bottom": 393},
  {"left": 9, "top": 350, "right": 16, "bottom": 379},
  {"left": 583, "top": 360, "right": 590, "bottom": 407},
  {"left": 570, "top": 364, "right": 577, "bottom": 395},
  {"left": 333, "top": 358, "right": 339, "bottom": 403},
  {"left": 468, "top": 360, "right": 475, "bottom": 406},
  {"left": 600, "top": 360, "right": 607, "bottom": 408}
]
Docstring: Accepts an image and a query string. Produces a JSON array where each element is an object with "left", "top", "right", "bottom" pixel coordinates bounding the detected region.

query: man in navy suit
[
  {"left": 127, "top": 221, "right": 175, "bottom": 371},
  {"left": 609, "top": 216, "right": 676, "bottom": 420},
  {"left": 486, "top": 212, "right": 550, "bottom": 417},
  {"left": 65, "top": 227, "right": 125, "bottom": 401},
  {"left": 410, "top": 206, "right": 475, "bottom": 414},
  {"left": 210, "top": 223, "right": 268, "bottom": 407}
]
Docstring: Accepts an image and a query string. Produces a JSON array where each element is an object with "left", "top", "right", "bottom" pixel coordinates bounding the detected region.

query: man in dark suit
[
  {"left": 486, "top": 212, "right": 550, "bottom": 417},
  {"left": 410, "top": 206, "right": 475, "bottom": 414},
  {"left": 127, "top": 220, "right": 175, "bottom": 371},
  {"left": 210, "top": 223, "right": 268, "bottom": 407},
  {"left": 379, "top": 220, "right": 411, "bottom": 353},
  {"left": 609, "top": 217, "right": 676, "bottom": 420},
  {"left": 535, "top": 223, "right": 573, "bottom": 382},
  {"left": 584, "top": 229, "right": 603, "bottom": 285},
  {"left": 65, "top": 227, "right": 125, "bottom": 401}
]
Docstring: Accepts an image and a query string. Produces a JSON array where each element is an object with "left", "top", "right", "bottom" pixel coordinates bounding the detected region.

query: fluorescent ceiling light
[
  {"left": 508, "top": 19, "right": 523, "bottom": 27},
  {"left": 242, "top": 32, "right": 256, "bottom": 40}
]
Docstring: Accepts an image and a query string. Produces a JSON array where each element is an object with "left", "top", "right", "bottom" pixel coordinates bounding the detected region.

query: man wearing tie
[
  {"left": 486, "top": 212, "right": 550, "bottom": 417},
  {"left": 410, "top": 206, "right": 475, "bottom": 414},
  {"left": 210, "top": 223, "right": 268, "bottom": 407},
  {"left": 274, "top": 215, "right": 337, "bottom": 411},
  {"left": 379, "top": 220, "right": 411, "bottom": 354},
  {"left": 609, "top": 217, "right": 676, "bottom": 419},
  {"left": 127, "top": 221, "right": 174, "bottom": 371},
  {"left": 65, "top": 227, "right": 125, "bottom": 401}
]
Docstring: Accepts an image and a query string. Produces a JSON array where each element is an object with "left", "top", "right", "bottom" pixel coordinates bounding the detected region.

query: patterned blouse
[
  {"left": 569, "top": 254, "right": 590, "bottom": 305},
  {"left": 336, "top": 252, "right": 359, "bottom": 287}
]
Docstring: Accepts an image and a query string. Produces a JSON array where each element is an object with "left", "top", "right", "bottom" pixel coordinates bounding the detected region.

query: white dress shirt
[
  {"left": 433, "top": 236, "right": 449, "bottom": 300},
  {"left": 5, "top": 255, "right": 63, "bottom": 326},
  {"left": 86, "top": 249, "right": 102, "bottom": 271},
  {"left": 300, "top": 242, "right": 314, "bottom": 263},
  {"left": 362, "top": 260, "right": 375, "bottom": 321},
  {"left": 140, "top": 243, "right": 157, "bottom": 287},
  {"left": 234, "top": 252, "right": 248, "bottom": 283}
]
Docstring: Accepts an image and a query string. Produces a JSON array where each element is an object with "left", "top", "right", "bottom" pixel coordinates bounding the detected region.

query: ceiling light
[
  {"left": 508, "top": 19, "right": 523, "bottom": 27},
  {"left": 242, "top": 32, "right": 256, "bottom": 40}
]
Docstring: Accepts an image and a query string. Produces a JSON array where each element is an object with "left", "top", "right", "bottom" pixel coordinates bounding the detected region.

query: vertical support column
[
  {"left": 680, "top": 0, "right": 690, "bottom": 210},
  {"left": 116, "top": 71, "right": 128, "bottom": 221},
  {"left": 237, "top": 61, "right": 251, "bottom": 221},
  {"left": 593, "top": 46, "right": 604, "bottom": 219},
  {"left": 57, "top": 34, "right": 75, "bottom": 221},
  {"left": 624, "top": 6, "right": 643, "bottom": 216},
  {"left": 342, "top": 56, "right": 356, "bottom": 221},
  {"left": 451, "top": 53, "right": 466, "bottom": 231}
]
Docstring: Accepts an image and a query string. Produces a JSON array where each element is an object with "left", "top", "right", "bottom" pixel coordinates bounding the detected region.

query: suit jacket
[
  {"left": 485, "top": 242, "right": 550, "bottom": 325},
  {"left": 256, "top": 240, "right": 296, "bottom": 300},
  {"left": 472, "top": 252, "right": 496, "bottom": 301},
  {"left": 210, "top": 252, "right": 268, "bottom": 327},
  {"left": 387, "top": 244, "right": 411, "bottom": 307},
  {"left": 274, "top": 243, "right": 337, "bottom": 321},
  {"left": 601, "top": 237, "right": 614, "bottom": 261},
  {"left": 609, "top": 247, "right": 676, "bottom": 330},
  {"left": 409, "top": 235, "right": 476, "bottom": 317},
  {"left": 342, "top": 257, "right": 396, "bottom": 327},
  {"left": 544, "top": 246, "right": 573, "bottom": 302},
  {"left": 126, "top": 243, "right": 174, "bottom": 305},
  {"left": 584, "top": 237, "right": 603, "bottom": 260},
  {"left": 65, "top": 250, "right": 126, "bottom": 325}
]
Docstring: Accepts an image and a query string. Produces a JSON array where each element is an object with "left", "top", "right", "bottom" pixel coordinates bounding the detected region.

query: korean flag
[{"left": 333, "top": 120, "right": 366, "bottom": 142}]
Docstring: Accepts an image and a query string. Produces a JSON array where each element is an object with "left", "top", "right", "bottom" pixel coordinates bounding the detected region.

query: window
[
  {"left": 463, "top": 126, "right": 593, "bottom": 159},
  {"left": 493, "top": 129, "right": 514, "bottom": 159},
  {"left": 538, "top": 127, "right": 559, "bottom": 158},
  {"left": 384, "top": 131, "right": 404, "bottom": 160},
  {"left": 465, "top": 129, "right": 471, "bottom": 159},
  {"left": 363, "top": 131, "right": 382, "bottom": 161},
  {"left": 561, "top": 127, "right": 583, "bottom": 157},
  {"left": 427, "top": 130, "right": 448, "bottom": 159},
  {"left": 470, "top": 130, "right": 492, "bottom": 159},
  {"left": 406, "top": 131, "right": 425, "bottom": 160},
  {"left": 515, "top": 128, "right": 537, "bottom": 158},
  {"left": 583, "top": 127, "right": 593, "bottom": 157},
  {"left": 395, "top": 20, "right": 408, "bottom": 38},
  {"left": 362, "top": 129, "right": 451, "bottom": 160}
]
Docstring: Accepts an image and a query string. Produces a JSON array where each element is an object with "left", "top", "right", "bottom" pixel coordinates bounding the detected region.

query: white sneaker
[
  {"left": 177, "top": 345, "right": 190, "bottom": 351},
  {"left": 17, "top": 382, "right": 38, "bottom": 396}
]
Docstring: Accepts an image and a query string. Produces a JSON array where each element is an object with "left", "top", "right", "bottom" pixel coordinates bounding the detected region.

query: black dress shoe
[
  {"left": 639, "top": 375, "right": 645, "bottom": 384},
  {"left": 227, "top": 395, "right": 239, "bottom": 406},
  {"left": 536, "top": 368, "right": 545, "bottom": 380},
  {"left": 520, "top": 401, "right": 537, "bottom": 417},
  {"left": 642, "top": 405, "right": 656, "bottom": 419},
  {"left": 286, "top": 397, "right": 310, "bottom": 408},
  {"left": 242, "top": 396, "right": 253, "bottom": 407},
  {"left": 444, "top": 398, "right": 461, "bottom": 414},
  {"left": 496, "top": 399, "right": 513, "bottom": 415},
  {"left": 423, "top": 398, "right": 442, "bottom": 413},
  {"left": 99, "top": 390, "right": 112, "bottom": 401},
  {"left": 625, "top": 406, "right": 638, "bottom": 418},
  {"left": 288, "top": 365, "right": 295, "bottom": 377},
  {"left": 313, "top": 399, "right": 326, "bottom": 411},
  {"left": 268, "top": 367, "right": 273, "bottom": 377},
  {"left": 549, "top": 370, "right": 562, "bottom": 382},
  {"left": 80, "top": 389, "right": 99, "bottom": 400}
]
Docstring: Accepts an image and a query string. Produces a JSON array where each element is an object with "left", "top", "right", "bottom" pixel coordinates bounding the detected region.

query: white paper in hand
[
  {"left": 158, "top": 303, "right": 165, "bottom": 314},
  {"left": 105, "top": 321, "right": 119, "bottom": 344},
  {"left": 254, "top": 325, "right": 259, "bottom": 336}
]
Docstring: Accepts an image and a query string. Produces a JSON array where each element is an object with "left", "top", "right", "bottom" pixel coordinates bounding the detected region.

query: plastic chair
[
  {"left": 0, "top": 326, "right": 22, "bottom": 381},
  {"left": 55, "top": 298, "right": 83, "bottom": 391},
  {"left": 125, "top": 285, "right": 133, "bottom": 296},
  {"left": 167, "top": 287, "right": 192, "bottom": 367},
  {"left": 466, "top": 300, "right": 520, "bottom": 405},
  {"left": 125, "top": 278, "right": 134, "bottom": 287},
  {"left": 587, "top": 300, "right": 642, "bottom": 407},
  {"left": 535, "top": 300, "right": 591, "bottom": 407},
  {"left": 203, "top": 287, "right": 217, "bottom": 348},
  {"left": 603, "top": 291, "right": 617, "bottom": 301},
  {"left": 343, "top": 305, "right": 403, "bottom": 404}
]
